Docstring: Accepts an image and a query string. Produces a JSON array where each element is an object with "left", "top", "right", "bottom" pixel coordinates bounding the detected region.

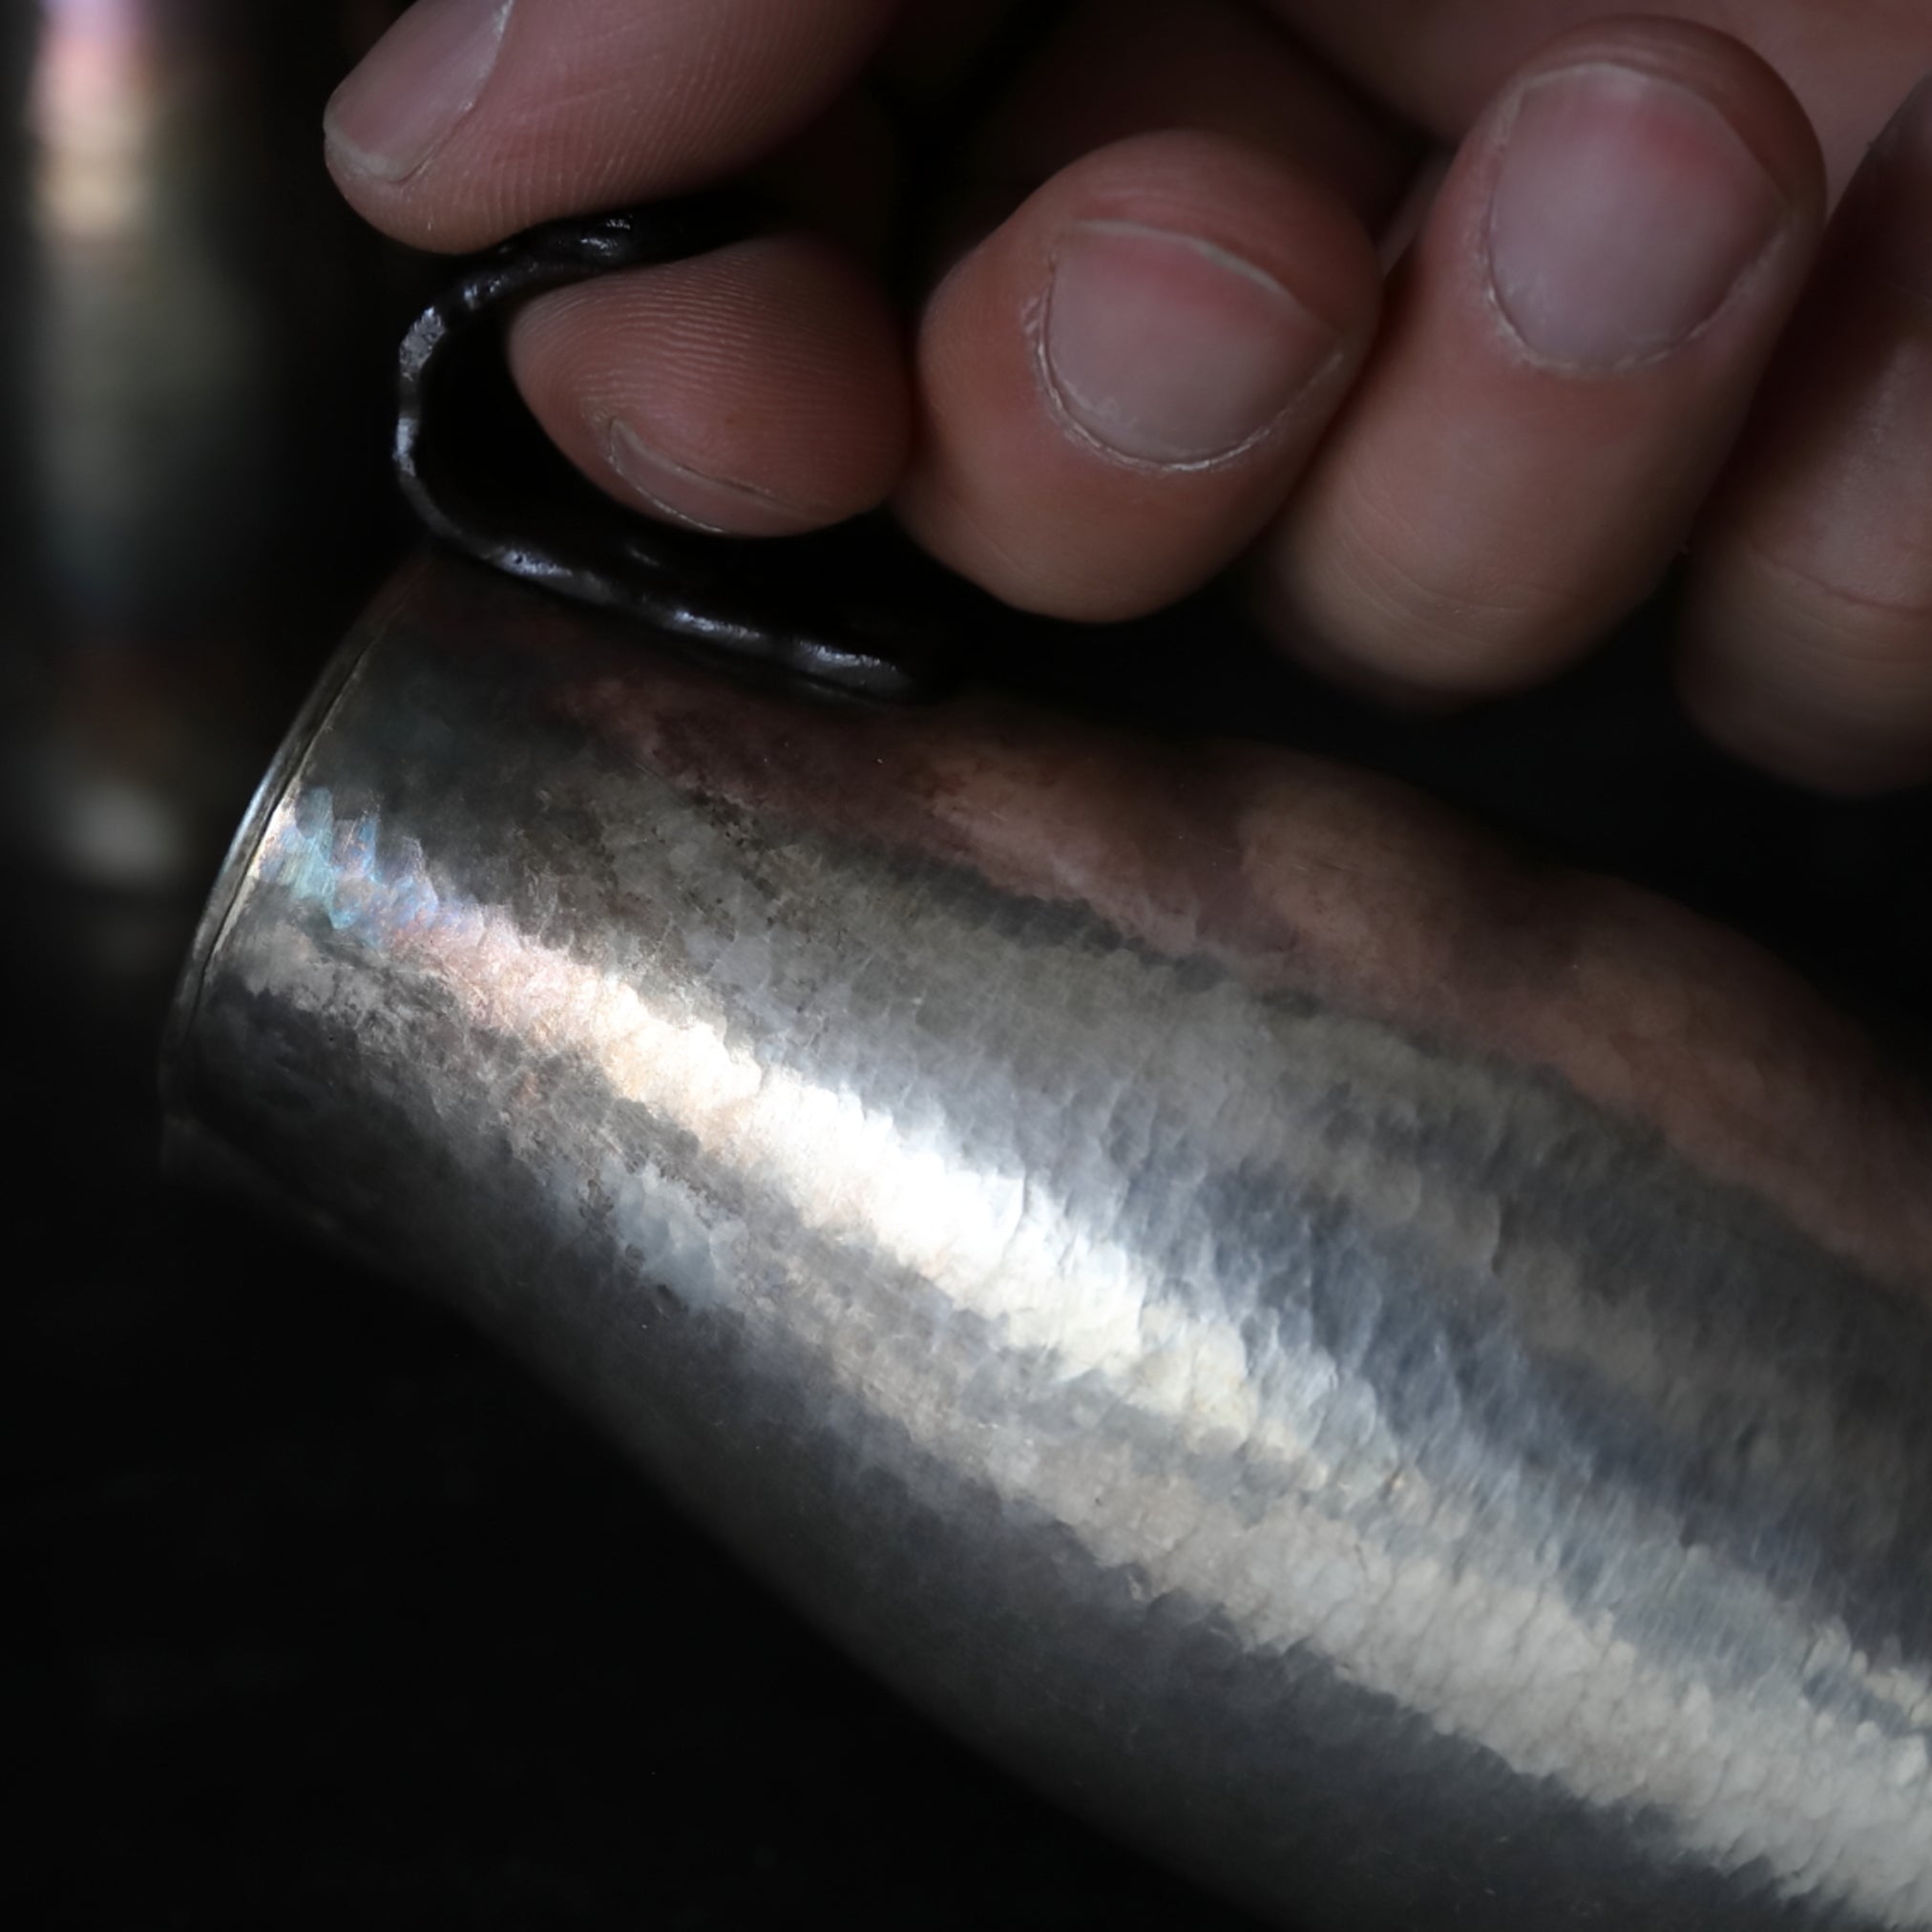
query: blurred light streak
[{"left": 30, "top": 0, "right": 155, "bottom": 240}]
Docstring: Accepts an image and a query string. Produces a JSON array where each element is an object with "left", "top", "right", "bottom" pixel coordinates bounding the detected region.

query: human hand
[{"left": 325, "top": 1, "right": 1932, "bottom": 792}]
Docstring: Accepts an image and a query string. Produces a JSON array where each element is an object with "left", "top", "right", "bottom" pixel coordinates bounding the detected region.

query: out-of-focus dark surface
[{"left": 6, "top": 4, "right": 1931, "bottom": 1928}]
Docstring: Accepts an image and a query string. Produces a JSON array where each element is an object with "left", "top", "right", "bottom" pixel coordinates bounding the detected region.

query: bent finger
[
  {"left": 1680, "top": 79, "right": 1932, "bottom": 793},
  {"left": 894, "top": 131, "right": 1380, "bottom": 622},
  {"left": 1257, "top": 21, "right": 1825, "bottom": 699}
]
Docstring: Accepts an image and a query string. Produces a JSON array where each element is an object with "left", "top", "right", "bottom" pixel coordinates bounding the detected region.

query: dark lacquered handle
[{"left": 395, "top": 198, "right": 966, "bottom": 703}]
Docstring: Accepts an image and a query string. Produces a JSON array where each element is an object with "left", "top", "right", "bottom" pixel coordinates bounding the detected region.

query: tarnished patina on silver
[{"left": 165, "top": 552, "right": 1932, "bottom": 1930}]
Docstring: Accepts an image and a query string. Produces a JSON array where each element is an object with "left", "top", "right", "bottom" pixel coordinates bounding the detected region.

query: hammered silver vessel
[{"left": 165, "top": 550, "right": 1932, "bottom": 1929}]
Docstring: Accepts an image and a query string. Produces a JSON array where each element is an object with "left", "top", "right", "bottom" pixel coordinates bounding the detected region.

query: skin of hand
[{"left": 324, "top": 0, "right": 1932, "bottom": 794}]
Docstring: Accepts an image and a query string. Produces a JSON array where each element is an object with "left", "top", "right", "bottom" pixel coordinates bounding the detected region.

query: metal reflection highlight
[{"left": 247, "top": 770, "right": 1932, "bottom": 1922}]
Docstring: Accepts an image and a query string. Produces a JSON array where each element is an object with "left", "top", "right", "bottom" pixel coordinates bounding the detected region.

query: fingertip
[
  {"left": 325, "top": 0, "right": 514, "bottom": 190},
  {"left": 1518, "top": 15, "right": 1825, "bottom": 219},
  {"left": 897, "top": 131, "right": 1379, "bottom": 620},
  {"left": 1260, "top": 15, "right": 1826, "bottom": 701},
  {"left": 325, "top": 0, "right": 897, "bottom": 253},
  {"left": 1676, "top": 74, "right": 1932, "bottom": 796},
  {"left": 1678, "top": 641, "right": 1932, "bottom": 797},
  {"left": 507, "top": 236, "right": 913, "bottom": 537},
  {"left": 1678, "top": 550, "right": 1932, "bottom": 796}
]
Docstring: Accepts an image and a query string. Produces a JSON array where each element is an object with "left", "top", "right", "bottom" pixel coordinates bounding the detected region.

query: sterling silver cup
[{"left": 164, "top": 548, "right": 1932, "bottom": 1930}]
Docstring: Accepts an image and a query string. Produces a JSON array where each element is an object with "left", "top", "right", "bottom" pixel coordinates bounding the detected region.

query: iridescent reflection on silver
[{"left": 166, "top": 555, "right": 1932, "bottom": 1930}]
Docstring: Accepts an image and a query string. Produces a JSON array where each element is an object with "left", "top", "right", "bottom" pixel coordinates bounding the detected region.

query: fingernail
[
  {"left": 1039, "top": 220, "right": 1341, "bottom": 466},
  {"left": 325, "top": 0, "right": 514, "bottom": 183},
  {"left": 1485, "top": 64, "right": 1788, "bottom": 368},
  {"left": 603, "top": 419, "right": 816, "bottom": 538}
]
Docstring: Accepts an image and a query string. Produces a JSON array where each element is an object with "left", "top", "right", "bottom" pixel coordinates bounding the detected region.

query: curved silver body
[{"left": 165, "top": 553, "right": 1932, "bottom": 1929}]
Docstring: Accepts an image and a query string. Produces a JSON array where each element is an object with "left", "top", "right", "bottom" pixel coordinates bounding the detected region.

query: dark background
[{"left": 4, "top": 5, "right": 1929, "bottom": 1928}]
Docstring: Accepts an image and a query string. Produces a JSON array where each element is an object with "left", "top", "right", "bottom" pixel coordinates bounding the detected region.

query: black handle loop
[{"left": 395, "top": 197, "right": 965, "bottom": 702}]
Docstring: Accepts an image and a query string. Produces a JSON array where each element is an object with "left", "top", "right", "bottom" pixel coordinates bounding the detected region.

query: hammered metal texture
[{"left": 166, "top": 554, "right": 1932, "bottom": 1930}]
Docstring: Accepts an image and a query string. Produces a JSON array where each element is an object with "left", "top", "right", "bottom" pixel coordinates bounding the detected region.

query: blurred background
[{"left": 4, "top": 4, "right": 1930, "bottom": 1928}]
